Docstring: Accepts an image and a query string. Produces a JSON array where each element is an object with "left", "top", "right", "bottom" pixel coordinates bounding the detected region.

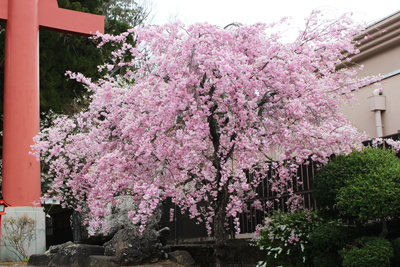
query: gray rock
[
  {"left": 84, "top": 255, "right": 119, "bottom": 267},
  {"left": 163, "top": 245, "right": 172, "bottom": 252},
  {"left": 48, "top": 244, "right": 105, "bottom": 267},
  {"left": 28, "top": 254, "right": 55, "bottom": 266},
  {"left": 29, "top": 226, "right": 171, "bottom": 267},
  {"left": 57, "top": 243, "right": 105, "bottom": 256},
  {"left": 168, "top": 250, "right": 196, "bottom": 266},
  {"left": 158, "top": 227, "right": 170, "bottom": 246},
  {"left": 48, "top": 255, "right": 71, "bottom": 267},
  {"left": 46, "top": 241, "right": 74, "bottom": 254},
  {"left": 73, "top": 196, "right": 163, "bottom": 245},
  {"left": 158, "top": 227, "right": 170, "bottom": 238},
  {"left": 104, "top": 227, "right": 164, "bottom": 265}
]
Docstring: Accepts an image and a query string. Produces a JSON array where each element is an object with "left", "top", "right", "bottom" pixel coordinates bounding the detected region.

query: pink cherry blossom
[{"left": 32, "top": 11, "right": 379, "bottom": 265}]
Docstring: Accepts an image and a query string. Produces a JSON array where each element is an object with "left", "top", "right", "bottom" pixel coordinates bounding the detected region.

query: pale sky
[{"left": 149, "top": 1, "right": 399, "bottom": 39}]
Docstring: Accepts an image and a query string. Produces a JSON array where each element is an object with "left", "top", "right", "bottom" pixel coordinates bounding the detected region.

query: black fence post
[
  {"left": 72, "top": 210, "right": 81, "bottom": 243},
  {"left": 174, "top": 204, "right": 181, "bottom": 245}
]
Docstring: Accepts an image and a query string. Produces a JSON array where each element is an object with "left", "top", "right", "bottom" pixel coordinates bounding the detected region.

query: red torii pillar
[{"left": 0, "top": 0, "right": 104, "bottom": 207}]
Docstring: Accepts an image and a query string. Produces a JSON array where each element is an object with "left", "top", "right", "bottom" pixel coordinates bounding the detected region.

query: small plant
[
  {"left": 1, "top": 214, "right": 36, "bottom": 261},
  {"left": 341, "top": 236, "right": 393, "bottom": 267},
  {"left": 253, "top": 210, "right": 329, "bottom": 267}
]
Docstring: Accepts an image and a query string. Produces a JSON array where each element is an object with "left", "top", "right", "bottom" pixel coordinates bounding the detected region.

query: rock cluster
[
  {"left": 104, "top": 227, "right": 170, "bottom": 265},
  {"left": 28, "top": 243, "right": 116, "bottom": 267},
  {"left": 28, "top": 197, "right": 195, "bottom": 266},
  {"left": 28, "top": 227, "right": 176, "bottom": 266},
  {"left": 74, "top": 196, "right": 163, "bottom": 245}
]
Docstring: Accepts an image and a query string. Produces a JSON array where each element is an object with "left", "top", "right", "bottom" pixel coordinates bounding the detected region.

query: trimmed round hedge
[{"left": 341, "top": 236, "right": 393, "bottom": 267}]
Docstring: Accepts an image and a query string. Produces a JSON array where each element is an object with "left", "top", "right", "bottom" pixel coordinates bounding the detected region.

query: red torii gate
[{"left": 0, "top": 0, "right": 104, "bottom": 207}]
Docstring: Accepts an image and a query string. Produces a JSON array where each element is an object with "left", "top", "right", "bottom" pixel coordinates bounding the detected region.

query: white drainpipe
[
  {"left": 368, "top": 89, "right": 386, "bottom": 137},
  {"left": 374, "top": 109, "right": 383, "bottom": 137}
]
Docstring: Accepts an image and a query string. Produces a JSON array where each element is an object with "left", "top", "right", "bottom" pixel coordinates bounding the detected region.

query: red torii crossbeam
[{"left": 0, "top": 0, "right": 104, "bottom": 207}]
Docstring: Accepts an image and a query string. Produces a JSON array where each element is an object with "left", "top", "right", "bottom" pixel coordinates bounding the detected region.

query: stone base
[{"left": 0, "top": 207, "right": 46, "bottom": 262}]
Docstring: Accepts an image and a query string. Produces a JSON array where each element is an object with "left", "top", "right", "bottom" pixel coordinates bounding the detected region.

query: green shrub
[
  {"left": 314, "top": 148, "right": 400, "bottom": 223},
  {"left": 341, "top": 236, "right": 393, "bottom": 267},
  {"left": 315, "top": 207, "right": 340, "bottom": 221},
  {"left": 309, "top": 224, "right": 357, "bottom": 267},
  {"left": 253, "top": 210, "right": 328, "bottom": 267},
  {"left": 313, "top": 154, "right": 350, "bottom": 207},
  {"left": 309, "top": 224, "right": 357, "bottom": 252},
  {"left": 313, "top": 252, "right": 342, "bottom": 267},
  {"left": 391, "top": 237, "right": 400, "bottom": 266},
  {"left": 314, "top": 148, "right": 400, "bottom": 239}
]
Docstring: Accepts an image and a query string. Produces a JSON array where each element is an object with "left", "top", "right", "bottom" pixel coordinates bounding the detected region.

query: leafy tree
[
  {"left": 314, "top": 147, "right": 400, "bottom": 238},
  {"left": 0, "top": 0, "right": 150, "bottom": 186},
  {"left": 102, "top": 0, "right": 151, "bottom": 32},
  {"left": 33, "top": 12, "right": 377, "bottom": 266},
  {"left": 0, "top": 0, "right": 150, "bottom": 115}
]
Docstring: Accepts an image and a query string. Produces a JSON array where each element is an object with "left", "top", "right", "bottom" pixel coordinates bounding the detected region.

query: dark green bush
[
  {"left": 313, "top": 154, "right": 350, "bottom": 207},
  {"left": 315, "top": 207, "right": 340, "bottom": 221},
  {"left": 309, "top": 224, "right": 357, "bottom": 252},
  {"left": 391, "top": 237, "right": 400, "bottom": 266},
  {"left": 341, "top": 236, "right": 393, "bottom": 267},
  {"left": 313, "top": 252, "right": 342, "bottom": 267},
  {"left": 314, "top": 148, "right": 400, "bottom": 239},
  {"left": 315, "top": 148, "right": 400, "bottom": 222},
  {"left": 309, "top": 224, "right": 357, "bottom": 267}
]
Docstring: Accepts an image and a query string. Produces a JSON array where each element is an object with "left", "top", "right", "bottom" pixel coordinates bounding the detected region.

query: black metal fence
[
  {"left": 160, "top": 160, "right": 318, "bottom": 243},
  {"left": 161, "top": 133, "right": 400, "bottom": 243}
]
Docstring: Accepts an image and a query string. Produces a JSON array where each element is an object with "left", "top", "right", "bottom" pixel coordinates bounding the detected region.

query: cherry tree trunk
[{"left": 214, "top": 185, "right": 229, "bottom": 267}]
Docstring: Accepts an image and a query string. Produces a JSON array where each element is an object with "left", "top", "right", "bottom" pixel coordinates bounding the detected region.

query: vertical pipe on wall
[
  {"left": 368, "top": 88, "right": 386, "bottom": 138},
  {"left": 375, "top": 110, "right": 384, "bottom": 137}
]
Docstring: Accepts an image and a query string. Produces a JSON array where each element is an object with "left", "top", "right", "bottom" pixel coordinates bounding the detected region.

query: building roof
[{"left": 352, "top": 10, "right": 400, "bottom": 62}]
